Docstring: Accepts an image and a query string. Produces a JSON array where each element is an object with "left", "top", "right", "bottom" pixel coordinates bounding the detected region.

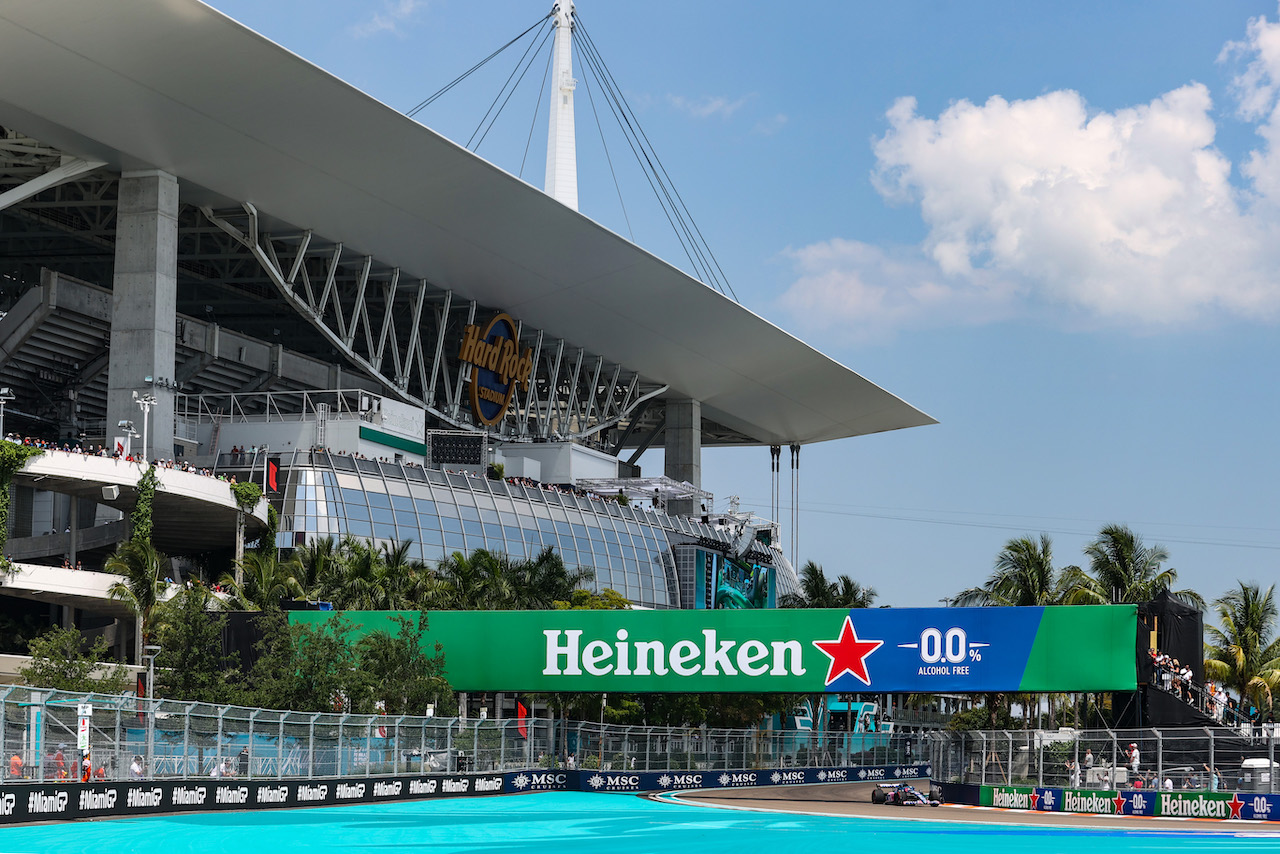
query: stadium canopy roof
[{"left": 0, "top": 0, "right": 935, "bottom": 446}]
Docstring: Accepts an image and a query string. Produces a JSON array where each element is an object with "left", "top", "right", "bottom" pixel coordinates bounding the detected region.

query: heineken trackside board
[{"left": 288, "top": 606, "right": 1136, "bottom": 694}]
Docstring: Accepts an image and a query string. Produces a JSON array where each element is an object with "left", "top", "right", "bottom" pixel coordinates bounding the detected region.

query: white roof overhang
[{"left": 0, "top": 0, "right": 935, "bottom": 446}]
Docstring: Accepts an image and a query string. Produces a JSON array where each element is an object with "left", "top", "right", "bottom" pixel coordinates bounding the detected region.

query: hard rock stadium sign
[
  {"left": 457, "top": 313, "right": 533, "bottom": 426},
  {"left": 289, "top": 606, "right": 1137, "bottom": 694}
]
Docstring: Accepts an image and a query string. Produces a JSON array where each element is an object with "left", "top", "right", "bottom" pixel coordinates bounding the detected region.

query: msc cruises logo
[{"left": 458, "top": 312, "right": 533, "bottom": 427}]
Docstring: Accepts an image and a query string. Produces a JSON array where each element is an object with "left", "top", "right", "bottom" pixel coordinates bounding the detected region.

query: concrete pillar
[
  {"left": 664, "top": 398, "right": 701, "bottom": 517},
  {"left": 68, "top": 495, "right": 77, "bottom": 568},
  {"left": 108, "top": 171, "right": 178, "bottom": 462}
]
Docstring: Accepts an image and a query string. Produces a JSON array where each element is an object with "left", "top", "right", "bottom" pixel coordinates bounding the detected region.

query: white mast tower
[{"left": 544, "top": 1, "right": 578, "bottom": 210}]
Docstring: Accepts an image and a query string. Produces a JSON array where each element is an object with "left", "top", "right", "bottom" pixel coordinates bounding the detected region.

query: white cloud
[
  {"left": 350, "top": 0, "right": 426, "bottom": 38},
  {"left": 1225, "top": 8, "right": 1280, "bottom": 206},
  {"left": 753, "top": 113, "right": 789, "bottom": 136},
  {"left": 667, "top": 94, "right": 750, "bottom": 119},
  {"left": 778, "top": 239, "right": 1018, "bottom": 342},
  {"left": 781, "top": 7, "right": 1280, "bottom": 337}
]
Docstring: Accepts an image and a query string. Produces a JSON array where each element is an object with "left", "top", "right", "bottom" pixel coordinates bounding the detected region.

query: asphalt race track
[{"left": 670, "top": 782, "right": 1278, "bottom": 834}]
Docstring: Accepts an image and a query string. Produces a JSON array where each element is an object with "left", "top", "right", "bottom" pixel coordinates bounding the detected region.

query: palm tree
[
  {"left": 221, "top": 550, "right": 305, "bottom": 610},
  {"left": 780, "top": 561, "right": 875, "bottom": 608},
  {"left": 1064, "top": 524, "right": 1203, "bottom": 608},
  {"left": 292, "top": 535, "right": 340, "bottom": 595},
  {"left": 378, "top": 539, "right": 435, "bottom": 608},
  {"left": 1205, "top": 582, "right": 1280, "bottom": 714},
  {"left": 313, "top": 537, "right": 421, "bottom": 611},
  {"left": 834, "top": 575, "right": 877, "bottom": 608},
  {"left": 105, "top": 539, "right": 170, "bottom": 661},
  {"left": 434, "top": 548, "right": 518, "bottom": 610},
  {"left": 954, "top": 534, "right": 1073, "bottom": 607},
  {"left": 512, "top": 546, "right": 594, "bottom": 609}
]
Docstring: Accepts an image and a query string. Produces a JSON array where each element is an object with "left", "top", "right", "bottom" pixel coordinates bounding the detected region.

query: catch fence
[
  {"left": 927, "top": 725, "right": 1280, "bottom": 793},
  {"left": 0, "top": 685, "right": 915, "bottom": 783}
]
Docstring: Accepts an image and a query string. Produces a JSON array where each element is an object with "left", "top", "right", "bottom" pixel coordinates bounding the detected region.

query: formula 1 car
[{"left": 870, "top": 783, "right": 943, "bottom": 806}]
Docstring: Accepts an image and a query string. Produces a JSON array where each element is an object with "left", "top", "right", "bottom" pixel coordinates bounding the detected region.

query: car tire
[
  {"left": 871, "top": 788, "right": 886, "bottom": 804},
  {"left": 930, "top": 786, "right": 944, "bottom": 802}
]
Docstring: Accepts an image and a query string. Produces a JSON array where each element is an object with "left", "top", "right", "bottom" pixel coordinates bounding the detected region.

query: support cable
[
  {"left": 406, "top": 14, "right": 552, "bottom": 118},
  {"left": 573, "top": 39, "right": 634, "bottom": 241},
  {"left": 790, "top": 443, "right": 801, "bottom": 568},
  {"left": 572, "top": 25, "right": 707, "bottom": 283},
  {"left": 470, "top": 25, "right": 556, "bottom": 152},
  {"left": 574, "top": 25, "right": 702, "bottom": 264},
  {"left": 578, "top": 19, "right": 732, "bottom": 298},
  {"left": 575, "top": 16, "right": 737, "bottom": 301},
  {"left": 519, "top": 40, "right": 557, "bottom": 179}
]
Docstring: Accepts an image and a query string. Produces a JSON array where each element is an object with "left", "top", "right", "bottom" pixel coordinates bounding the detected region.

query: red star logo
[
  {"left": 1029, "top": 791, "right": 1040, "bottom": 810},
  {"left": 1112, "top": 793, "right": 1126, "bottom": 814},
  {"left": 1228, "top": 792, "right": 1244, "bottom": 819},
  {"left": 812, "top": 616, "right": 883, "bottom": 686}
]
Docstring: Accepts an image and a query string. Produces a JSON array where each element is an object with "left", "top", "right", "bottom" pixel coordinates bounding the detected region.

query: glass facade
[{"left": 276, "top": 453, "right": 796, "bottom": 610}]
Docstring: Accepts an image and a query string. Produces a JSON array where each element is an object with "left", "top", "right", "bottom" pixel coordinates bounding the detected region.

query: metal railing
[
  {"left": 928, "top": 725, "right": 1279, "bottom": 793},
  {"left": 0, "top": 685, "right": 919, "bottom": 784}
]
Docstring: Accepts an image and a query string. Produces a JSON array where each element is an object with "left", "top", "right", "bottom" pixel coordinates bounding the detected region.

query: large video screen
[{"left": 695, "top": 549, "right": 775, "bottom": 610}]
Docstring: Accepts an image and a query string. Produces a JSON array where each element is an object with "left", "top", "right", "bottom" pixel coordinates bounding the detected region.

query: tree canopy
[
  {"left": 20, "top": 626, "right": 129, "bottom": 694},
  {"left": 778, "top": 561, "right": 876, "bottom": 608},
  {"left": 954, "top": 534, "right": 1075, "bottom": 607},
  {"left": 1066, "top": 524, "right": 1203, "bottom": 608},
  {"left": 1205, "top": 581, "right": 1280, "bottom": 713}
]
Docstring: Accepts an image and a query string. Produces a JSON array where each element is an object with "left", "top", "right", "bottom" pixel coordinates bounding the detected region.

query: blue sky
[{"left": 205, "top": 0, "right": 1280, "bottom": 608}]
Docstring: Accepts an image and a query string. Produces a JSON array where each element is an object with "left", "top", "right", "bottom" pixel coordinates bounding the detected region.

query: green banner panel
[{"left": 288, "top": 605, "right": 1136, "bottom": 694}]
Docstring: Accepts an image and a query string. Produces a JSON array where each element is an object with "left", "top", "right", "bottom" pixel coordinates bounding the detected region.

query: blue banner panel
[
  {"left": 1120, "top": 789, "right": 1158, "bottom": 817},
  {"left": 503, "top": 770, "right": 573, "bottom": 793},
  {"left": 572, "top": 763, "right": 933, "bottom": 793},
  {"left": 1242, "top": 793, "right": 1280, "bottom": 821},
  {"left": 820, "top": 607, "right": 1040, "bottom": 693},
  {"left": 1032, "top": 787, "right": 1063, "bottom": 812}
]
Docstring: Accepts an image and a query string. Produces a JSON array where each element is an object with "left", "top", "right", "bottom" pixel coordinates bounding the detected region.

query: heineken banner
[
  {"left": 291, "top": 605, "right": 1136, "bottom": 693},
  {"left": 972, "top": 784, "right": 1280, "bottom": 821}
]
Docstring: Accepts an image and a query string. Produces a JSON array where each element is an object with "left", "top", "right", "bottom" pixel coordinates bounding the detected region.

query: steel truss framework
[
  {"left": 1, "top": 131, "right": 762, "bottom": 450},
  {"left": 199, "top": 203, "right": 673, "bottom": 446}
]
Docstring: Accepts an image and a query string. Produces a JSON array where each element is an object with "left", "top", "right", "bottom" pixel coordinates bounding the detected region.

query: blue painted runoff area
[{"left": 1, "top": 791, "right": 1277, "bottom": 853}]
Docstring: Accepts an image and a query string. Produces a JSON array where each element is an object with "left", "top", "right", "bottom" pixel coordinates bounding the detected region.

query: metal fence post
[
  {"left": 309, "top": 713, "right": 319, "bottom": 778},
  {"left": 445, "top": 718, "right": 454, "bottom": 772},
  {"left": 247, "top": 708, "right": 259, "bottom": 779},
  {"left": 337, "top": 714, "right": 345, "bottom": 777},
  {"left": 393, "top": 715, "right": 406, "bottom": 775},
  {"left": 113, "top": 705, "right": 122, "bottom": 782},
  {"left": 419, "top": 717, "right": 427, "bottom": 773},
  {"left": 216, "top": 707, "right": 226, "bottom": 777},
  {"left": 499, "top": 720, "right": 508, "bottom": 771},
  {"left": 1006, "top": 731, "right": 1013, "bottom": 785},
  {"left": 1153, "top": 728, "right": 1162, "bottom": 789},
  {"left": 1206, "top": 727, "right": 1214, "bottom": 788},
  {"left": 278, "top": 715, "right": 285, "bottom": 779},
  {"left": 1269, "top": 725, "right": 1275, "bottom": 794},
  {"left": 1037, "top": 732, "right": 1044, "bottom": 787},
  {"left": 978, "top": 733, "right": 987, "bottom": 786},
  {"left": 183, "top": 703, "right": 195, "bottom": 777},
  {"left": 1109, "top": 729, "right": 1118, "bottom": 790}
]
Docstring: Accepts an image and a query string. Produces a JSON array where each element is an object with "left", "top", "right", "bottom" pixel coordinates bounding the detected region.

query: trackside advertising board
[
  {"left": 974, "top": 785, "right": 1280, "bottom": 820},
  {"left": 289, "top": 605, "right": 1135, "bottom": 693}
]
